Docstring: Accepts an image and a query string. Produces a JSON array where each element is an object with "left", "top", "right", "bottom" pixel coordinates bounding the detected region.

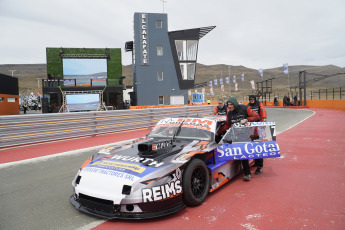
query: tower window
[
  {"left": 157, "top": 46, "right": 163, "bottom": 56},
  {"left": 158, "top": 96, "right": 164, "bottom": 105},
  {"left": 157, "top": 71, "right": 164, "bottom": 81},
  {"left": 156, "top": 20, "right": 162, "bottom": 28}
]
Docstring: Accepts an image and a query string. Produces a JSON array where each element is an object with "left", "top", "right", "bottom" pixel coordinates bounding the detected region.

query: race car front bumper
[{"left": 70, "top": 194, "right": 185, "bottom": 219}]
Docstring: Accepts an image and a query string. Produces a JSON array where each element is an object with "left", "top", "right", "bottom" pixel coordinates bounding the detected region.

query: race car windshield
[
  {"left": 222, "top": 125, "right": 274, "bottom": 143},
  {"left": 148, "top": 125, "right": 212, "bottom": 141}
]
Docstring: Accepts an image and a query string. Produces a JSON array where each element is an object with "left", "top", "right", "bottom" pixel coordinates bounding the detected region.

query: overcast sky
[{"left": 1, "top": 0, "right": 344, "bottom": 69}]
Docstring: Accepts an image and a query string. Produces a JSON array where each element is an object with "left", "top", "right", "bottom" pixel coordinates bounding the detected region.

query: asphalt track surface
[{"left": 0, "top": 108, "right": 344, "bottom": 230}]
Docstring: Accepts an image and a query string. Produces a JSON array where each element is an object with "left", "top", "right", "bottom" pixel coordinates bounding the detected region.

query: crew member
[
  {"left": 247, "top": 95, "right": 267, "bottom": 175},
  {"left": 213, "top": 99, "right": 227, "bottom": 115},
  {"left": 207, "top": 99, "right": 211, "bottom": 105},
  {"left": 218, "top": 97, "right": 260, "bottom": 181}
]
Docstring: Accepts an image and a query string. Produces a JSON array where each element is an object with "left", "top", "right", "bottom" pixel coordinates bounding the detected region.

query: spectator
[
  {"left": 247, "top": 95, "right": 267, "bottom": 175},
  {"left": 56, "top": 74, "right": 61, "bottom": 86},
  {"left": 218, "top": 97, "right": 260, "bottom": 181},
  {"left": 213, "top": 99, "right": 227, "bottom": 115},
  {"left": 50, "top": 74, "right": 55, "bottom": 87},
  {"left": 274, "top": 96, "right": 279, "bottom": 106},
  {"left": 287, "top": 96, "right": 291, "bottom": 106},
  {"left": 293, "top": 95, "right": 298, "bottom": 106},
  {"left": 23, "top": 104, "right": 28, "bottom": 114}
]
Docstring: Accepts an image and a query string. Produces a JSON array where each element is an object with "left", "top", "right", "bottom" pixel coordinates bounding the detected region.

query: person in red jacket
[
  {"left": 247, "top": 95, "right": 267, "bottom": 175},
  {"left": 248, "top": 95, "right": 267, "bottom": 121},
  {"left": 212, "top": 99, "right": 227, "bottom": 115},
  {"left": 218, "top": 97, "right": 260, "bottom": 181}
]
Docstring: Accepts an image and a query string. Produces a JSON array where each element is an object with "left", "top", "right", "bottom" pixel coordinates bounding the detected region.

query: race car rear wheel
[{"left": 182, "top": 158, "right": 209, "bottom": 206}]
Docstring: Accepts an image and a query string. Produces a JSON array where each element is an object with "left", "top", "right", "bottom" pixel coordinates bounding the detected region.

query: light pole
[
  {"left": 160, "top": 0, "right": 167, "bottom": 13},
  {"left": 9, "top": 70, "right": 16, "bottom": 77}
]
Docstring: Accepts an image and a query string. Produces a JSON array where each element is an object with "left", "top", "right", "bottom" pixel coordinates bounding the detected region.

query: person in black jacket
[
  {"left": 212, "top": 99, "right": 227, "bottom": 115},
  {"left": 218, "top": 97, "right": 260, "bottom": 181}
]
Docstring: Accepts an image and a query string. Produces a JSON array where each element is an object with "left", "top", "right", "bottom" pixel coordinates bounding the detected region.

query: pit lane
[{"left": 1, "top": 108, "right": 343, "bottom": 230}]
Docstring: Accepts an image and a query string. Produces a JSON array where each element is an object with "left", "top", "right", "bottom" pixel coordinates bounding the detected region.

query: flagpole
[
  {"left": 221, "top": 70, "right": 223, "bottom": 99},
  {"left": 228, "top": 65, "right": 231, "bottom": 97}
]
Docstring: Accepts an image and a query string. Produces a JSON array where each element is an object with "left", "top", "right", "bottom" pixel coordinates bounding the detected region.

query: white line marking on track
[
  {"left": 275, "top": 109, "right": 315, "bottom": 135},
  {"left": 75, "top": 220, "right": 106, "bottom": 230}
]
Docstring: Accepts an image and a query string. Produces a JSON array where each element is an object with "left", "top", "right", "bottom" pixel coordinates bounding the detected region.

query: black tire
[{"left": 182, "top": 158, "right": 210, "bottom": 206}]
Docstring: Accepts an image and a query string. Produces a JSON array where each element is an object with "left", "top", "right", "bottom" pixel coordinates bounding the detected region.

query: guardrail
[{"left": 0, "top": 105, "right": 214, "bottom": 149}]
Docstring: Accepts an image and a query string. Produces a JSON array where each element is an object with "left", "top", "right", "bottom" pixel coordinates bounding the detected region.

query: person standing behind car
[
  {"left": 213, "top": 99, "right": 227, "bottom": 115},
  {"left": 218, "top": 97, "right": 260, "bottom": 181},
  {"left": 247, "top": 95, "right": 267, "bottom": 175},
  {"left": 294, "top": 95, "right": 298, "bottom": 106}
]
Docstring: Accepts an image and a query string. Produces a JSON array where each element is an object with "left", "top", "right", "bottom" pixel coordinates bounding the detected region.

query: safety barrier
[{"left": 0, "top": 105, "right": 214, "bottom": 149}]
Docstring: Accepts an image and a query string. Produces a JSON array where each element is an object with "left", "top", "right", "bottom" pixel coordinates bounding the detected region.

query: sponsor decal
[
  {"left": 251, "top": 122, "right": 275, "bottom": 126},
  {"left": 172, "top": 154, "right": 189, "bottom": 163},
  {"left": 98, "top": 146, "right": 118, "bottom": 154},
  {"left": 91, "top": 160, "right": 146, "bottom": 174},
  {"left": 158, "top": 118, "right": 215, "bottom": 131},
  {"left": 231, "top": 122, "right": 275, "bottom": 128},
  {"left": 110, "top": 154, "right": 164, "bottom": 168},
  {"left": 142, "top": 168, "right": 182, "bottom": 202},
  {"left": 215, "top": 141, "right": 280, "bottom": 161},
  {"left": 83, "top": 167, "right": 139, "bottom": 181},
  {"left": 152, "top": 141, "right": 171, "bottom": 150}
]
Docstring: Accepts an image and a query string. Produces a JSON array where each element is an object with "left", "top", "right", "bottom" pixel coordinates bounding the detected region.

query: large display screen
[
  {"left": 66, "top": 94, "right": 100, "bottom": 111},
  {"left": 63, "top": 59, "right": 107, "bottom": 86}
]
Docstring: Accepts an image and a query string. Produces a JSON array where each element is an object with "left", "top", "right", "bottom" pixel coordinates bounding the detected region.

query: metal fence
[
  {"left": 309, "top": 87, "right": 344, "bottom": 100},
  {"left": 0, "top": 105, "right": 214, "bottom": 149}
]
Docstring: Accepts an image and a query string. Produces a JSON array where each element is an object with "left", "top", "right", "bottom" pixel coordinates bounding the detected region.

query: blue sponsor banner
[
  {"left": 86, "top": 159, "right": 161, "bottom": 177},
  {"left": 215, "top": 141, "right": 280, "bottom": 161}
]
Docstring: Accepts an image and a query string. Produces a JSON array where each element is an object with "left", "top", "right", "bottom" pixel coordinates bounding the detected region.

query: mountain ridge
[{"left": 0, "top": 63, "right": 344, "bottom": 95}]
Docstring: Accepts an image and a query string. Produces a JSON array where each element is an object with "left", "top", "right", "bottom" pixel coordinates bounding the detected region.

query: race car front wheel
[{"left": 182, "top": 158, "right": 210, "bottom": 206}]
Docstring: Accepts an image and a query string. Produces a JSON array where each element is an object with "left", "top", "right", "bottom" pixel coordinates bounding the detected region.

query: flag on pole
[
  {"left": 214, "top": 79, "right": 218, "bottom": 86},
  {"left": 202, "top": 88, "right": 205, "bottom": 94},
  {"left": 188, "top": 89, "right": 191, "bottom": 96},
  {"left": 235, "top": 83, "right": 238, "bottom": 91},
  {"left": 210, "top": 87, "right": 213, "bottom": 94},
  {"left": 209, "top": 81, "right": 212, "bottom": 87},
  {"left": 221, "top": 84, "right": 224, "bottom": 91},
  {"left": 283, "top": 63, "right": 289, "bottom": 74},
  {"left": 225, "top": 76, "right": 230, "bottom": 84},
  {"left": 241, "top": 73, "right": 244, "bottom": 82},
  {"left": 250, "top": 80, "right": 255, "bottom": 90},
  {"left": 258, "top": 69, "right": 263, "bottom": 79},
  {"left": 219, "top": 78, "right": 223, "bottom": 85},
  {"left": 233, "top": 75, "right": 236, "bottom": 83}
]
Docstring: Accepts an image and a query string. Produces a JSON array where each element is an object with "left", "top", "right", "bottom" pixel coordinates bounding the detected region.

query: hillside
[{"left": 0, "top": 64, "right": 344, "bottom": 97}]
